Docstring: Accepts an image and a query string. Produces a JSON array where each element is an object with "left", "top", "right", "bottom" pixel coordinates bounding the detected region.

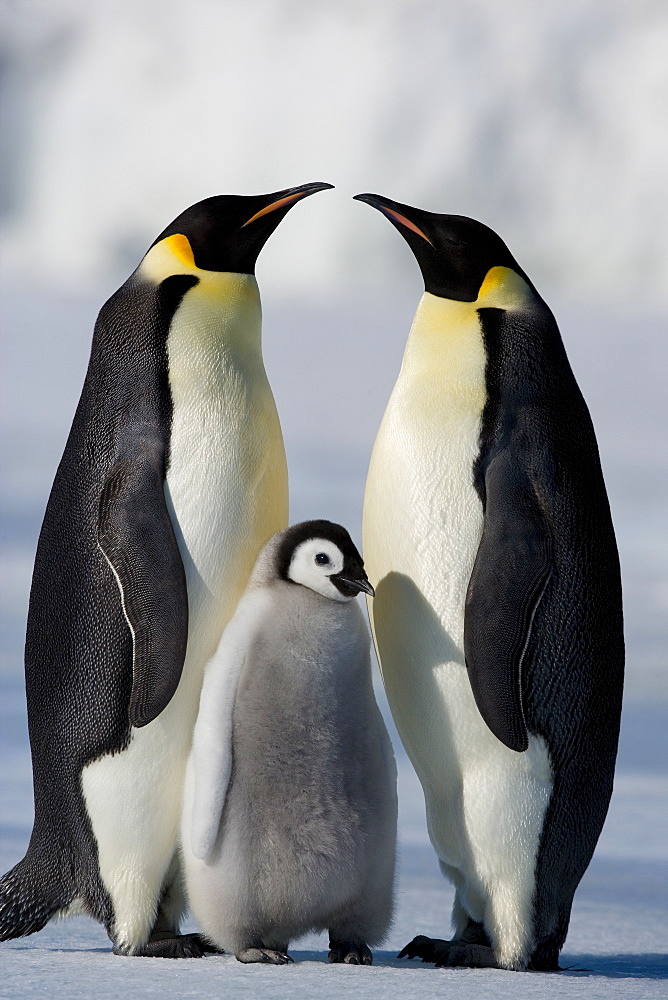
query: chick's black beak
[
  {"left": 335, "top": 574, "right": 375, "bottom": 598},
  {"left": 354, "top": 577, "right": 375, "bottom": 598}
]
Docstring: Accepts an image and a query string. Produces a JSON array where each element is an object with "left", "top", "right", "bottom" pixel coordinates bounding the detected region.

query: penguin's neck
[
  {"left": 163, "top": 271, "right": 281, "bottom": 621},
  {"left": 166, "top": 272, "right": 264, "bottom": 395},
  {"left": 398, "top": 292, "right": 487, "bottom": 411}
]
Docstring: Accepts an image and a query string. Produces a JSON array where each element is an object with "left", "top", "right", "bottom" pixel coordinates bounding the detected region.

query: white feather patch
[
  {"left": 188, "top": 587, "right": 272, "bottom": 860},
  {"left": 97, "top": 542, "right": 137, "bottom": 675}
]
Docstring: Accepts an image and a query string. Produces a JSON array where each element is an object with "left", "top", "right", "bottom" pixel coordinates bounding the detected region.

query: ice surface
[{"left": 1, "top": 742, "right": 667, "bottom": 999}]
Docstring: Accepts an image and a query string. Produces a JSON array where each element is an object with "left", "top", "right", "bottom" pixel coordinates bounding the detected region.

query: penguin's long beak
[
  {"left": 243, "top": 182, "right": 334, "bottom": 227},
  {"left": 354, "top": 192, "right": 433, "bottom": 246}
]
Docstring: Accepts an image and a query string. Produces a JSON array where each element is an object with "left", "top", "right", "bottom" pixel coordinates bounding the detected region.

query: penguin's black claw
[
  {"left": 328, "top": 942, "right": 373, "bottom": 965},
  {"left": 190, "top": 933, "right": 224, "bottom": 954},
  {"left": 114, "top": 932, "right": 212, "bottom": 959},
  {"left": 236, "top": 947, "right": 293, "bottom": 964},
  {"left": 398, "top": 934, "right": 444, "bottom": 962},
  {"left": 398, "top": 934, "right": 499, "bottom": 968}
]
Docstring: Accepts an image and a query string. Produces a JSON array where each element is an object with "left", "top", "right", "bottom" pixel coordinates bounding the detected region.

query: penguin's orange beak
[
  {"left": 242, "top": 192, "right": 307, "bottom": 227},
  {"left": 242, "top": 182, "right": 334, "bottom": 227},
  {"left": 353, "top": 194, "right": 433, "bottom": 246}
]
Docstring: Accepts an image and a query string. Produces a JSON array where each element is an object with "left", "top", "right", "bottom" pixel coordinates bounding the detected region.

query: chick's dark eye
[{"left": 315, "top": 552, "right": 330, "bottom": 566}]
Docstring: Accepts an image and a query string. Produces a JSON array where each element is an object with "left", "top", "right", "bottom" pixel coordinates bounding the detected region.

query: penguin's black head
[
  {"left": 354, "top": 193, "right": 533, "bottom": 301},
  {"left": 150, "top": 182, "right": 333, "bottom": 274},
  {"left": 277, "top": 520, "right": 374, "bottom": 602}
]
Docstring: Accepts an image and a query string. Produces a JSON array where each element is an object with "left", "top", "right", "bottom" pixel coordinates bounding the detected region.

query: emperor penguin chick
[{"left": 182, "top": 520, "right": 397, "bottom": 965}]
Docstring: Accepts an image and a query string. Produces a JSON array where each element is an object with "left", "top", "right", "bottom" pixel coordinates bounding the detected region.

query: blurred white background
[{"left": 1, "top": 0, "right": 667, "bottom": 299}]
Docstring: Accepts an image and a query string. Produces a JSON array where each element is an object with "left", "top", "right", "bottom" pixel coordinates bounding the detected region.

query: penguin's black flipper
[
  {"left": 98, "top": 443, "right": 188, "bottom": 729},
  {"left": 464, "top": 452, "right": 552, "bottom": 752}
]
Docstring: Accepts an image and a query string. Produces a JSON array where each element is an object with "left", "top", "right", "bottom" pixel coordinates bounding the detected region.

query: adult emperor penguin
[
  {"left": 181, "top": 520, "right": 397, "bottom": 965},
  {"left": 355, "top": 193, "right": 624, "bottom": 971},
  {"left": 0, "top": 182, "right": 333, "bottom": 957}
]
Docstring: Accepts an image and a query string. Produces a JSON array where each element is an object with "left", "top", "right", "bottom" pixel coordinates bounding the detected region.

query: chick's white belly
[
  {"left": 182, "top": 788, "right": 337, "bottom": 953},
  {"left": 181, "top": 757, "right": 258, "bottom": 953}
]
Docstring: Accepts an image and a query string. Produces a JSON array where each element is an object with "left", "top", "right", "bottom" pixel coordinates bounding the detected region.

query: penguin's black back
[
  {"left": 474, "top": 303, "right": 624, "bottom": 967},
  {"left": 3, "top": 273, "right": 196, "bottom": 934}
]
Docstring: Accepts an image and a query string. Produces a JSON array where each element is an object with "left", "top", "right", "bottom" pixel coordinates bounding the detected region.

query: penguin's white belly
[
  {"left": 364, "top": 392, "right": 494, "bottom": 839},
  {"left": 166, "top": 381, "right": 286, "bottom": 678},
  {"left": 364, "top": 370, "right": 551, "bottom": 961}
]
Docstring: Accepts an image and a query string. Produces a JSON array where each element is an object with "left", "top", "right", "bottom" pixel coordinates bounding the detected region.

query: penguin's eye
[{"left": 315, "top": 553, "right": 330, "bottom": 566}]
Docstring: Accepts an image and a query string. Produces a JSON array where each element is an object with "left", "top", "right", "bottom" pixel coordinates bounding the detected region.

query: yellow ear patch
[
  {"left": 164, "top": 233, "right": 196, "bottom": 267},
  {"left": 476, "top": 266, "right": 534, "bottom": 310},
  {"left": 139, "top": 233, "right": 200, "bottom": 283}
]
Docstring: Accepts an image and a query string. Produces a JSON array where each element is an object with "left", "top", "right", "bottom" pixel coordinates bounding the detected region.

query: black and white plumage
[
  {"left": 181, "top": 520, "right": 397, "bottom": 965},
  {"left": 0, "top": 184, "right": 333, "bottom": 957},
  {"left": 356, "top": 193, "right": 624, "bottom": 971}
]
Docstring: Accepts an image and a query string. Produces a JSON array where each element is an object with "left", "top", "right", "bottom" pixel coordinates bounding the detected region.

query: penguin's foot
[
  {"left": 398, "top": 934, "right": 444, "bottom": 963},
  {"left": 328, "top": 941, "right": 373, "bottom": 965},
  {"left": 114, "top": 932, "right": 216, "bottom": 959},
  {"left": 236, "top": 947, "right": 293, "bottom": 965},
  {"left": 189, "top": 934, "right": 224, "bottom": 955},
  {"left": 398, "top": 934, "right": 499, "bottom": 968}
]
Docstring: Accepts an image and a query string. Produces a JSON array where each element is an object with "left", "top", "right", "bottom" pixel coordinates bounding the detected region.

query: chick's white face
[{"left": 287, "top": 538, "right": 351, "bottom": 602}]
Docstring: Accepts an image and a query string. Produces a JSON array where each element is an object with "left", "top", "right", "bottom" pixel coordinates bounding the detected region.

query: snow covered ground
[
  {"left": 1, "top": 281, "right": 666, "bottom": 998},
  {"left": 1, "top": 659, "right": 667, "bottom": 998},
  {"left": 1, "top": 762, "right": 667, "bottom": 1000},
  {"left": 1, "top": 691, "right": 667, "bottom": 998}
]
